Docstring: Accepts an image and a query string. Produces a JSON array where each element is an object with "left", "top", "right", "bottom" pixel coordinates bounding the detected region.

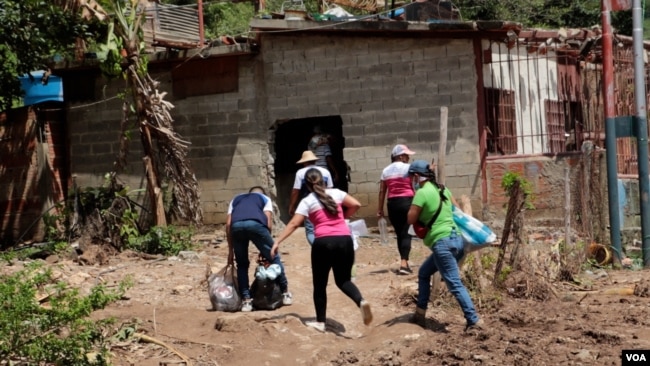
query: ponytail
[{"left": 305, "top": 168, "right": 339, "bottom": 215}]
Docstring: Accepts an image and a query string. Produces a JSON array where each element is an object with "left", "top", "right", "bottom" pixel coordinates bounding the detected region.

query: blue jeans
[
  {"left": 231, "top": 220, "right": 289, "bottom": 299},
  {"left": 304, "top": 218, "right": 315, "bottom": 245},
  {"left": 416, "top": 231, "right": 479, "bottom": 326}
]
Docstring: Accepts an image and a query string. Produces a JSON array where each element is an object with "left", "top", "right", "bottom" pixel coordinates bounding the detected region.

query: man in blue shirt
[{"left": 227, "top": 186, "right": 292, "bottom": 312}]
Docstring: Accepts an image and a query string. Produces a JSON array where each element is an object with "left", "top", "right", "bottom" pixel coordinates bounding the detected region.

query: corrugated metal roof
[{"left": 143, "top": 3, "right": 201, "bottom": 50}]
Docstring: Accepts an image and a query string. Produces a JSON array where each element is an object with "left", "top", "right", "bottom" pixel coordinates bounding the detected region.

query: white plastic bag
[
  {"left": 452, "top": 206, "right": 496, "bottom": 252},
  {"left": 208, "top": 263, "right": 242, "bottom": 312},
  {"left": 346, "top": 220, "right": 362, "bottom": 251}
]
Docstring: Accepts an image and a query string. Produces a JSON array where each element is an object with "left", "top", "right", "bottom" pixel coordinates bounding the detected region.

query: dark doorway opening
[{"left": 273, "top": 115, "right": 347, "bottom": 223}]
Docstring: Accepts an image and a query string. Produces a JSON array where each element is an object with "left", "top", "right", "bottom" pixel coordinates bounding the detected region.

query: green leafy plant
[
  {"left": 480, "top": 252, "right": 497, "bottom": 269},
  {"left": 501, "top": 171, "right": 535, "bottom": 209},
  {"left": 204, "top": 2, "right": 256, "bottom": 39},
  {"left": 125, "top": 225, "right": 194, "bottom": 256},
  {"left": 119, "top": 208, "right": 140, "bottom": 244},
  {"left": 0, "top": 262, "right": 130, "bottom": 364},
  {"left": 498, "top": 264, "right": 513, "bottom": 283}
]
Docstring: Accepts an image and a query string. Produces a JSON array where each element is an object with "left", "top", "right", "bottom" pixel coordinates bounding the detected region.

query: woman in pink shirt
[
  {"left": 378, "top": 144, "right": 416, "bottom": 274},
  {"left": 271, "top": 168, "right": 373, "bottom": 332}
]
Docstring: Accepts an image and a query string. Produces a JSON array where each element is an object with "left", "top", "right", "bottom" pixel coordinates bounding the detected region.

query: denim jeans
[
  {"left": 231, "top": 220, "right": 288, "bottom": 299},
  {"left": 416, "top": 231, "right": 479, "bottom": 326},
  {"left": 304, "top": 218, "right": 315, "bottom": 245}
]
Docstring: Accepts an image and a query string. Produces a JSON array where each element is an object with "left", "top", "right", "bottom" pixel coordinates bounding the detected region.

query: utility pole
[
  {"left": 632, "top": 0, "right": 650, "bottom": 268},
  {"left": 601, "top": 0, "right": 623, "bottom": 264}
]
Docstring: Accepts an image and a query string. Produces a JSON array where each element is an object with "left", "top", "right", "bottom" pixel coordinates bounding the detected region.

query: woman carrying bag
[{"left": 406, "top": 160, "right": 483, "bottom": 334}]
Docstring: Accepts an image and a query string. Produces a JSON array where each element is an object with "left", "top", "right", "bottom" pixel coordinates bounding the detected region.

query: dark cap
[{"left": 408, "top": 159, "right": 431, "bottom": 175}]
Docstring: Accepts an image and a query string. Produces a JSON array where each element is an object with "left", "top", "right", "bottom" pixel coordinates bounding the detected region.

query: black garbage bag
[{"left": 250, "top": 265, "right": 283, "bottom": 310}]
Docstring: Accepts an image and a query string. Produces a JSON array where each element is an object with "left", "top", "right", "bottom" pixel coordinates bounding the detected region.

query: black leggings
[
  {"left": 387, "top": 196, "right": 413, "bottom": 261},
  {"left": 311, "top": 235, "right": 363, "bottom": 323}
]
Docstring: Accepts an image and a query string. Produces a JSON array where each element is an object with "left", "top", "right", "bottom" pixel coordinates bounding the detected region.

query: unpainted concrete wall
[{"left": 66, "top": 34, "right": 482, "bottom": 226}]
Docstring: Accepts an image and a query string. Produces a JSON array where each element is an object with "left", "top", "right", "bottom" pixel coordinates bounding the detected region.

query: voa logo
[
  {"left": 625, "top": 353, "right": 647, "bottom": 362},
  {"left": 622, "top": 350, "right": 650, "bottom": 365}
]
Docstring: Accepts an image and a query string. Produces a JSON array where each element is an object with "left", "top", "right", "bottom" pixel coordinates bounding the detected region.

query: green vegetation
[
  {"left": 125, "top": 225, "right": 194, "bottom": 256},
  {"left": 480, "top": 251, "right": 497, "bottom": 269},
  {"left": 455, "top": 0, "right": 639, "bottom": 36},
  {"left": 0, "top": 262, "right": 130, "bottom": 364},
  {"left": 0, "top": 0, "right": 105, "bottom": 110},
  {"left": 498, "top": 264, "right": 513, "bottom": 283},
  {"left": 162, "top": 0, "right": 646, "bottom": 38},
  {"left": 203, "top": 2, "right": 256, "bottom": 38},
  {"left": 501, "top": 171, "right": 535, "bottom": 209}
]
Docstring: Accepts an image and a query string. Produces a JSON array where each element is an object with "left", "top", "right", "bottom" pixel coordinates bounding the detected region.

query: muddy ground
[{"left": 4, "top": 225, "right": 650, "bottom": 366}]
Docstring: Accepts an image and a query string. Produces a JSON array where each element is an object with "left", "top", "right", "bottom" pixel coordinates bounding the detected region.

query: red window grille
[{"left": 485, "top": 87, "right": 517, "bottom": 155}]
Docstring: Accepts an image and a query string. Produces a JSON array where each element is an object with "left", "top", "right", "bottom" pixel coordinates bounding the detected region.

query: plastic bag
[
  {"left": 251, "top": 265, "right": 283, "bottom": 310},
  {"left": 452, "top": 205, "right": 496, "bottom": 252},
  {"left": 255, "top": 263, "right": 282, "bottom": 280},
  {"left": 378, "top": 217, "right": 389, "bottom": 245},
  {"left": 208, "top": 263, "right": 241, "bottom": 312}
]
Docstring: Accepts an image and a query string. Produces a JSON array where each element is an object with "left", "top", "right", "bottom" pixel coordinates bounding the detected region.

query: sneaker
[
  {"left": 360, "top": 300, "right": 373, "bottom": 325},
  {"left": 241, "top": 299, "right": 253, "bottom": 312},
  {"left": 282, "top": 292, "right": 293, "bottom": 306},
  {"left": 399, "top": 266, "right": 413, "bottom": 275},
  {"left": 464, "top": 319, "right": 485, "bottom": 336},
  {"left": 305, "top": 321, "right": 326, "bottom": 332}
]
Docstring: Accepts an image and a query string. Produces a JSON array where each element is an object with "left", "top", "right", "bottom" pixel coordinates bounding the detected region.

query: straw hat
[{"left": 296, "top": 150, "right": 318, "bottom": 164}]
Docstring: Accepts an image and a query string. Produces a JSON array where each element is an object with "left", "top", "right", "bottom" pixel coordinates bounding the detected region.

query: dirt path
[{"left": 12, "top": 226, "right": 650, "bottom": 365}]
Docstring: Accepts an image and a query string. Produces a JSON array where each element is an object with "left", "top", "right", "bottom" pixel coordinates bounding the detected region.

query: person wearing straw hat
[{"left": 290, "top": 150, "right": 334, "bottom": 245}]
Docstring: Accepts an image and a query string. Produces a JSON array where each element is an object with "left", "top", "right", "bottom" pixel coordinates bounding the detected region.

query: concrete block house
[{"left": 3, "top": 12, "right": 648, "bottom": 245}]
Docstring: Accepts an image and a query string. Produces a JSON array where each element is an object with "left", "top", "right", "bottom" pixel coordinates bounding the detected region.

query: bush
[
  {"left": 125, "top": 225, "right": 194, "bottom": 256},
  {"left": 0, "top": 262, "right": 130, "bottom": 365}
]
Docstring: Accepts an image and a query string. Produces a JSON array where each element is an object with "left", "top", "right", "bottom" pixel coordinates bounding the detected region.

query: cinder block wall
[
  {"left": 66, "top": 58, "right": 268, "bottom": 225},
  {"left": 261, "top": 34, "right": 481, "bottom": 224},
  {"left": 66, "top": 34, "right": 482, "bottom": 226}
]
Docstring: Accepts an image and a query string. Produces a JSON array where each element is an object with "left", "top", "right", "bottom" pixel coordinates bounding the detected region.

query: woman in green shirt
[{"left": 406, "top": 160, "right": 482, "bottom": 333}]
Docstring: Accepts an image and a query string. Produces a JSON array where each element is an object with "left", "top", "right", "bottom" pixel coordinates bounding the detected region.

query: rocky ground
[{"left": 3, "top": 224, "right": 650, "bottom": 366}]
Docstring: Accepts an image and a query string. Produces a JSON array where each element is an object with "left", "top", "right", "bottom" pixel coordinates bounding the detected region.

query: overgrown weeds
[
  {"left": 124, "top": 225, "right": 194, "bottom": 256},
  {"left": 0, "top": 262, "right": 131, "bottom": 365}
]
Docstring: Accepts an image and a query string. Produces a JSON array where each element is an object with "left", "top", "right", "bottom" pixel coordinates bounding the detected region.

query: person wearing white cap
[
  {"left": 290, "top": 150, "right": 334, "bottom": 245},
  {"left": 378, "top": 144, "right": 416, "bottom": 275}
]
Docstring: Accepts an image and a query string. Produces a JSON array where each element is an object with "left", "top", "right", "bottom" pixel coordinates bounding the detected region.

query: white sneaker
[
  {"left": 360, "top": 300, "right": 373, "bottom": 325},
  {"left": 241, "top": 299, "right": 253, "bottom": 312},
  {"left": 282, "top": 292, "right": 293, "bottom": 306},
  {"left": 305, "top": 321, "right": 326, "bottom": 332}
]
